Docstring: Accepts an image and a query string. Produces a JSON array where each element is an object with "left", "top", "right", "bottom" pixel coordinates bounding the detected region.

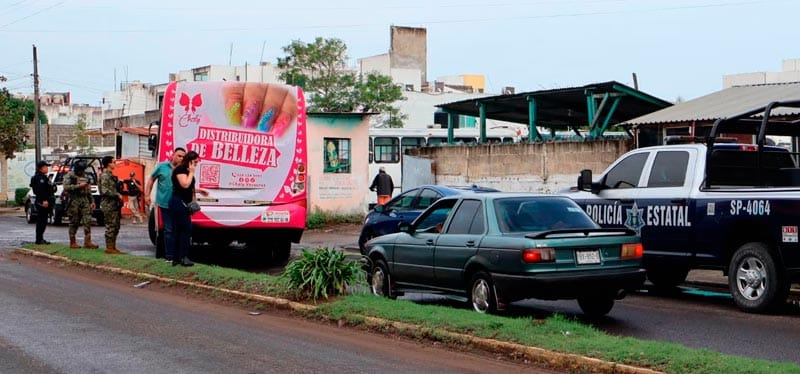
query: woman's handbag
[{"left": 185, "top": 201, "right": 202, "bottom": 215}]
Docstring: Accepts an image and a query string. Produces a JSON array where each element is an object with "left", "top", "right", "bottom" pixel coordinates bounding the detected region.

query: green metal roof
[{"left": 436, "top": 81, "right": 671, "bottom": 138}]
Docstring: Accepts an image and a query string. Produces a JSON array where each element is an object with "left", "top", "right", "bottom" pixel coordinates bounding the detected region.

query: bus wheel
[{"left": 272, "top": 241, "right": 292, "bottom": 266}]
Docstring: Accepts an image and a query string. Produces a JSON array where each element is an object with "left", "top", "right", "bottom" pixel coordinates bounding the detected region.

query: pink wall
[{"left": 307, "top": 114, "right": 371, "bottom": 215}]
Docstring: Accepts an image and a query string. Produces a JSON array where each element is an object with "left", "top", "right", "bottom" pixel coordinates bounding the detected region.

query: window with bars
[
  {"left": 324, "top": 138, "right": 351, "bottom": 173},
  {"left": 374, "top": 137, "right": 399, "bottom": 163}
]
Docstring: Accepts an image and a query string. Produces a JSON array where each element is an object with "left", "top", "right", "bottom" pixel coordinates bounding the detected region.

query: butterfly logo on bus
[{"left": 178, "top": 92, "right": 203, "bottom": 128}]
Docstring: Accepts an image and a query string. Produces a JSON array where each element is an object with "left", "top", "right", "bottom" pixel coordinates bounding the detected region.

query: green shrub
[
  {"left": 281, "top": 247, "right": 366, "bottom": 301},
  {"left": 15, "top": 188, "right": 29, "bottom": 206},
  {"left": 306, "top": 209, "right": 365, "bottom": 229}
]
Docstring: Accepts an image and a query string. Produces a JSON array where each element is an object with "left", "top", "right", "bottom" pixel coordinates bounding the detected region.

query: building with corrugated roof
[{"left": 623, "top": 82, "right": 800, "bottom": 147}]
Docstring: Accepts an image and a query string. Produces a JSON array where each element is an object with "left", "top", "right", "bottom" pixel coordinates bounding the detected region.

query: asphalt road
[
  {"left": 0, "top": 249, "right": 547, "bottom": 373},
  {"left": 3, "top": 211, "right": 800, "bottom": 366}
]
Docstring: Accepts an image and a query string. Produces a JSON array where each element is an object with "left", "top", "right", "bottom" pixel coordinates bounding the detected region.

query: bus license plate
[{"left": 576, "top": 250, "right": 600, "bottom": 265}]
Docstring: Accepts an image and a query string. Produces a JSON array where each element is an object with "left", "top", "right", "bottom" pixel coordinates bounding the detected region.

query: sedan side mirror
[{"left": 399, "top": 222, "right": 412, "bottom": 233}]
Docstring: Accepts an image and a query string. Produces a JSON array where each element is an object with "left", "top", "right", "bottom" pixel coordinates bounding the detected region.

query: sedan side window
[
  {"left": 386, "top": 189, "right": 418, "bottom": 212},
  {"left": 446, "top": 200, "right": 483, "bottom": 235},
  {"left": 604, "top": 153, "right": 648, "bottom": 189},
  {"left": 416, "top": 188, "right": 442, "bottom": 210},
  {"left": 414, "top": 199, "right": 457, "bottom": 233}
]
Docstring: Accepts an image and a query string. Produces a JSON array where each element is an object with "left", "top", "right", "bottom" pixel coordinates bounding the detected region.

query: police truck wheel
[
  {"left": 728, "top": 242, "right": 788, "bottom": 313},
  {"left": 25, "top": 202, "right": 35, "bottom": 224}
]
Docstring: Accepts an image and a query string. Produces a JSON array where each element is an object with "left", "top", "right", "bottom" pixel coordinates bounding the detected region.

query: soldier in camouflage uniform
[
  {"left": 99, "top": 156, "right": 124, "bottom": 255},
  {"left": 63, "top": 160, "right": 99, "bottom": 249}
]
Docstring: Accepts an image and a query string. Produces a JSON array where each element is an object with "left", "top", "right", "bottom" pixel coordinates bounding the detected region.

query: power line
[
  {"left": 0, "top": 0, "right": 785, "bottom": 33},
  {"left": 0, "top": 0, "right": 65, "bottom": 28}
]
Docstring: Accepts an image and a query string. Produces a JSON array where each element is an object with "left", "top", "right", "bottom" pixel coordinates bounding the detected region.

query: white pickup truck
[{"left": 564, "top": 100, "right": 800, "bottom": 313}]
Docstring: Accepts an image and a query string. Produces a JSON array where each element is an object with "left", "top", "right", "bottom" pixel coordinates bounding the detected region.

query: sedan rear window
[{"left": 494, "top": 197, "right": 598, "bottom": 233}]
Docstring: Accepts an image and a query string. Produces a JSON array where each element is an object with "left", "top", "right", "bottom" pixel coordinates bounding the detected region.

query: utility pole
[{"left": 33, "top": 44, "right": 41, "bottom": 162}]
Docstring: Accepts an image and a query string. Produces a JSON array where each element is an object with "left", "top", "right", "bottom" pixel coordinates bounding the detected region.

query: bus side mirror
[
  {"left": 577, "top": 169, "right": 593, "bottom": 191},
  {"left": 148, "top": 134, "right": 158, "bottom": 151}
]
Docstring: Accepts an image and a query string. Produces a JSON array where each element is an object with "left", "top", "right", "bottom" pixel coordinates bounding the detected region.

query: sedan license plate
[{"left": 576, "top": 250, "right": 600, "bottom": 265}]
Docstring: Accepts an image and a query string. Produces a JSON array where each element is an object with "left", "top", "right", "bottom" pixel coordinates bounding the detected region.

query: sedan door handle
[
  {"left": 426, "top": 239, "right": 434, "bottom": 245},
  {"left": 465, "top": 240, "right": 476, "bottom": 247}
]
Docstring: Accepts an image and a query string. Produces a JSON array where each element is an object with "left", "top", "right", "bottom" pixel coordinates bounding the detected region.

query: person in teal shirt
[{"left": 144, "top": 147, "right": 185, "bottom": 260}]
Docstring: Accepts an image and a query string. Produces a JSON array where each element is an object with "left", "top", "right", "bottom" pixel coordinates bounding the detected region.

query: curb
[{"left": 15, "top": 248, "right": 661, "bottom": 374}]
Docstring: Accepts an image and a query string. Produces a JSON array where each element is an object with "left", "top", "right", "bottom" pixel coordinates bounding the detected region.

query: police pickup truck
[{"left": 564, "top": 100, "right": 800, "bottom": 313}]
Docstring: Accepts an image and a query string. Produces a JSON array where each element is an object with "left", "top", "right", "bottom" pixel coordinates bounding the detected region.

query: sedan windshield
[{"left": 494, "top": 197, "right": 599, "bottom": 233}]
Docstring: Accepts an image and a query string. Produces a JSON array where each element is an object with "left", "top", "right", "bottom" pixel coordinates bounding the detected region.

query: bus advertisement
[{"left": 150, "top": 81, "right": 307, "bottom": 262}]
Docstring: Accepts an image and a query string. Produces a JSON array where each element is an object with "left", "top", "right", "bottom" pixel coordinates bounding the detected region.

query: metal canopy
[{"left": 436, "top": 81, "right": 671, "bottom": 142}]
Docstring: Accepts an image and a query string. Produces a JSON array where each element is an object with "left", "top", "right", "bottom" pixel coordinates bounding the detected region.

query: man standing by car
[
  {"left": 99, "top": 156, "right": 124, "bottom": 255},
  {"left": 30, "top": 160, "right": 54, "bottom": 245},
  {"left": 124, "top": 171, "right": 144, "bottom": 224},
  {"left": 145, "top": 147, "right": 185, "bottom": 260},
  {"left": 63, "top": 160, "right": 99, "bottom": 249},
  {"left": 369, "top": 166, "right": 394, "bottom": 205}
]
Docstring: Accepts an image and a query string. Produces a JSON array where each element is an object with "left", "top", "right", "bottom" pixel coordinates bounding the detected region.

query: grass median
[{"left": 20, "top": 243, "right": 800, "bottom": 374}]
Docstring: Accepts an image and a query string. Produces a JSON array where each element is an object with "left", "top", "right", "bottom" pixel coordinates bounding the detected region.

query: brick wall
[{"left": 407, "top": 139, "right": 633, "bottom": 193}]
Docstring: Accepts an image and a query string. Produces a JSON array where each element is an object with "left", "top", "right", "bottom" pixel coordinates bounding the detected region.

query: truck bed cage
[{"left": 704, "top": 100, "right": 800, "bottom": 189}]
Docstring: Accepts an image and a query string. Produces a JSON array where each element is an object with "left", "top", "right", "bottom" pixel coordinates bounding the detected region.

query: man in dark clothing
[
  {"left": 30, "top": 160, "right": 55, "bottom": 244},
  {"left": 369, "top": 166, "right": 394, "bottom": 205}
]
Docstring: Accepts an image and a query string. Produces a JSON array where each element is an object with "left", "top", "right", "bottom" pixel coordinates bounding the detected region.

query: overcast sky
[{"left": 1, "top": 0, "right": 798, "bottom": 106}]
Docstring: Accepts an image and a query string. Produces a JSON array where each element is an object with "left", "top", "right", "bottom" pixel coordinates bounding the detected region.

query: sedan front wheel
[{"left": 370, "top": 259, "right": 395, "bottom": 299}]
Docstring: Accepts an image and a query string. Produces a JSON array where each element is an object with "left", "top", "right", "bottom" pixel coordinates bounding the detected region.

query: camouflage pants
[
  {"left": 68, "top": 198, "right": 92, "bottom": 237},
  {"left": 101, "top": 199, "right": 120, "bottom": 243}
]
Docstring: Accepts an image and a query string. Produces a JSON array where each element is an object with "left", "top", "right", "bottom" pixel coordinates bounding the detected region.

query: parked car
[
  {"left": 364, "top": 193, "right": 646, "bottom": 316},
  {"left": 24, "top": 170, "right": 57, "bottom": 224},
  {"left": 358, "top": 184, "right": 499, "bottom": 254},
  {"left": 25, "top": 156, "right": 105, "bottom": 226}
]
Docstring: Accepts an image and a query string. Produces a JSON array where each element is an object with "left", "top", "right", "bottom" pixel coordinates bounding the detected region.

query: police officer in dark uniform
[{"left": 30, "top": 160, "right": 55, "bottom": 244}]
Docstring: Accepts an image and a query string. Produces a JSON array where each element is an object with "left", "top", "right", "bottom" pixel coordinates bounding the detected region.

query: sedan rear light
[
  {"left": 522, "top": 248, "right": 555, "bottom": 263},
  {"left": 621, "top": 243, "right": 643, "bottom": 259}
]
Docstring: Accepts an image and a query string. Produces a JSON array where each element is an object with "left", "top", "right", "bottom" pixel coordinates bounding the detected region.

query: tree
[
  {"left": 0, "top": 88, "right": 30, "bottom": 159},
  {"left": 277, "top": 37, "right": 405, "bottom": 127},
  {"left": 74, "top": 114, "right": 94, "bottom": 155},
  {"left": 356, "top": 73, "right": 407, "bottom": 128}
]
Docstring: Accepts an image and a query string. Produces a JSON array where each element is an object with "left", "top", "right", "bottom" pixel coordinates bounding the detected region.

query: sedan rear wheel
[
  {"left": 577, "top": 294, "right": 615, "bottom": 317},
  {"left": 469, "top": 271, "right": 497, "bottom": 314},
  {"left": 370, "top": 259, "right": 395, "bottom": 299}
]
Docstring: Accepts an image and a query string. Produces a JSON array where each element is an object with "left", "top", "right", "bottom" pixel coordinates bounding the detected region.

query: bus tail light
[
  {"left": 293, "top": 162, "right": 306, "bottom": 193},
  {"left": 522, "top": 248, "right": 555, "bottom": 263},
  {"left": 621, "top": 243, "right": 643, "bottom": 259}
]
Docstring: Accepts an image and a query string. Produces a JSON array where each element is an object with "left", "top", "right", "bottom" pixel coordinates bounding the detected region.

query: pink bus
[{"left": 148, "top": 81, "right": 307, "bottom": 262}]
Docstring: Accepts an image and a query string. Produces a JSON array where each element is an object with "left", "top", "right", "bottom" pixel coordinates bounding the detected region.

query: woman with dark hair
[{"left": 168, "top": 150, "right": 208, "bottom": 266}]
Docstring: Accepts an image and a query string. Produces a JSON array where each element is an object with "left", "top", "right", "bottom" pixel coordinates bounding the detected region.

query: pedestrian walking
[
  {"left": 124, "top": 171, "right": 144, "bottom": 224},
  {"left": 30, "top": 160, "right": 55, "bottom": 245},
  {"left": 144, "top": 147, "right": 185, "bottom": 261},
  {"left": 63, "top": 160, "right": 99, "bottom": 249},
  {"left": 99, "top": 156, "right": 124, "bottom": 255},
  {"left": 369, "top": 166, "right": 395, "bottom": 205}
]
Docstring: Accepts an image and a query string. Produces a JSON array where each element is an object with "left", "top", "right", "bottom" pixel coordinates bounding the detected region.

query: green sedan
[{"left": 364, "top": 193, "right": 646, "bottom": 316}]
